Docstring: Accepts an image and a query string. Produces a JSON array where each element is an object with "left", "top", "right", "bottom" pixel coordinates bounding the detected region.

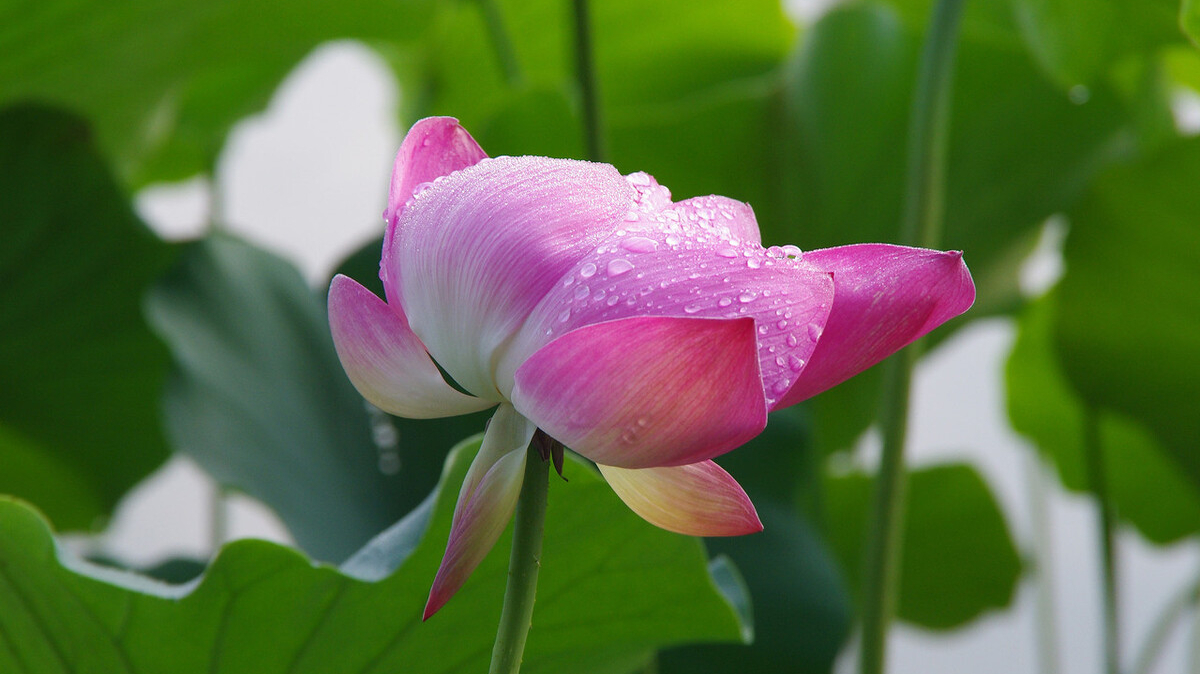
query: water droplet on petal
[
  {"left": 607, "top": 295, "right": 620, "bottom": 306},
  {"left": 574, "top": 285, "right": 590, "bottom": 301},
  {"left": 665, "top": 234, "right": 681, "bottom": 246},
  {"left": 738, "top": 292, "right": 756, "bottom": 303},
  {"left": 808, "top": 323, "right": 824, "bottom": 342},
  {"left": 718, "top": 297, "right": 733, "bottom": 307},
  {"left": 621, "top": 236, "right": 658, "bottom": 253},
  {"left": 607, "top": 258, "right": 634, "bottom": 276},
  {"left": 747, "top": 258, "right": 761, "bottom": 269},
  {"left": 776, "top": 319, "right": 788, "bottom": 329},
  {"left": 758, "top": 325, "right": 768, "bottom": 335},
  {"left": 579, "top": 262, "right": 597, "bottom": 278},
  {"left": 716, "top": 248, "right": 738, "bottom": 258},
  {"left": 782, "top": 244, "right": 803, "bottom": 259},
  {"left": 766, "top": 246, "right": 785, "bottom": 259},
  {"left": 788, "top": 355, "right": 806, "bottom": 372},
  {"left": 683, "top": 303, "right": 703, "bottom": 314},
  {"left": 558, "top": 309, "right": 571, "bottom": 322},
  {"left": 786, "top": 334, "right": 799, "bottom": 347},
  {"left": 772, "top": 379, "right": 791, "bottom": 395}
]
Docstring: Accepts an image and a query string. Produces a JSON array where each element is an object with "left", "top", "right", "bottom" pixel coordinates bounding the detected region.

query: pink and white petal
[
  {"left": 774, "top": 244, "right": 976, "bottom": 408},
  {"left": 598, "top": 461, "right": 762, "bottom": 536},
  {"left": 669, "top": 194, "right": 763, "bottom": 247},
  {"left": 499, "top": 224, "right": 833, "bottom": 408},
  {"left": 510, "top": 316, "right": 767, "bottom": 469},
  {"left": 425, "top": 404, "right": 536, "bottom": 619},
  {"left": 392, "top": 156, "right": 634, "bottom": 399},
  {"left": 328, "top": 275, "right": 496, "bottom": 418},
  {"left": 382, "top": 117, "right": 488, "bottom": 306}
]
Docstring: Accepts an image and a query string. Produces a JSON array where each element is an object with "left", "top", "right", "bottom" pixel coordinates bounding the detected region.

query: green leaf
[
  {"left": 0, "top": 0, "right": 436, "bottom": 185},
  {"left": 658, "top": 407, "right": 854, "bottom": 674},
  {"left": 1009, "top": 0, "right": 1182, "bottom": 87},
  {"left": 781, "top": 1, "right": 1135, "bottom": 454},
  {"left": 0, "top": 105, "right": 175, "bottom": 531},
  {"left": 0, "top": 438, "right": 748, "bottom": 673},
  {"left": 1007, "top": 294, "right": 1200, "bottom": 544},
  {"left": 145, "top": 235, "right": 487, "bottom": 563},
  {"left": 825, "top": 463, "right": 1022, "bottom": 630},
  {"left": 1055, "top": 137, "right": 1200, "bottom": 497},
  {"left": 1186, "top": 0, "right": 1200, "bottom": 47}
]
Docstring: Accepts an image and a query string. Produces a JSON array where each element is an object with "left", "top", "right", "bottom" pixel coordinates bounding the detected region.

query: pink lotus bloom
[{"left": 328, "top": 117, "right": 975, "bottom": 618}]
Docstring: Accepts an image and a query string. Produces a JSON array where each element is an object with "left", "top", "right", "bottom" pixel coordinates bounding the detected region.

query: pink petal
[
  {"left": 671, "top": 194, "right": 763, "bottom": 246},
  {"left": 425, "top": 404, "right": 536, "bottom": 619},
  {"left": 391, "top": 156, "right": 634, "bottom": 400},
  {"left": 510, "top": 316, "right": 768, "bottom": 469},
  {"left": 774, "top": 244, "right": 976, "bottom": 408},
  {"left": 328, "top": 274, "right": 496, "bottom": 418},
  {"left": 598, "top": 461, "right": 762, "bottom": 536},
  {"left": 499, "top": 209, "right": 834, "bottom": 408},
  {"left": 382, "top": 117, "right": 488, "bottom": 305}
]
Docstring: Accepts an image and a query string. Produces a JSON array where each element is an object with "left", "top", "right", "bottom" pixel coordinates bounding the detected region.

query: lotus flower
[{"left": 328, "top": 117, "right": 975, "bottom": 618}]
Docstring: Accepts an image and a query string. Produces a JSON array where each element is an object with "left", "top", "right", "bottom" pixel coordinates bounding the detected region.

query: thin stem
[
  {"left": 1131, "top": 568, "right": 1200, "bottom": 674},
  {"left": 1025, "top": 451, "right": 1061, "bottom": 674},
  {"left": 571, "top": 0, "right": 605, "bottom": 162},
  {"left": 489, "top": 446, "right": 551, "bottom": 674},
  {"left": 479, "top": 0, "right": 524, "bottom": 87},
  {"left": 858, "top": 1, "right": 965, "bottom": 673},
  {"left": 1083, "top": 409, "right": 1119, "bottom": 674}
]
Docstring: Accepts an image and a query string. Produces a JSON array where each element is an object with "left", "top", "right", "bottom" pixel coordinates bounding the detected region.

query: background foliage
[{"left": 2, "top": 0, "right": 1199, "bottom": 671}]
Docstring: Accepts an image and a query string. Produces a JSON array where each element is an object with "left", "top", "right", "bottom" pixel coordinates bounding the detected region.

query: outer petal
[
  {"left": 598, "top": 461, "right": 762, "bottom": 536},
  {"left": 499, "top": 197, "right": 833, "bottom": 408},
  {"left": 393, "top": 156, "right": 634, "bottom": 399},
  {"left": 382, "top": 117, "right": 488, "bottom": 306},
  {"left": 510, "top": 316, "right": 767, "bottom": 469},
  {"left": 775, "top": 244, "right": 976, "bottom": 408},
  {"left": 328, "top": 274, "right": 496, "bottom": 418},
  {"left": 425, "top": 404, "right": 536, "bottom": 619}
]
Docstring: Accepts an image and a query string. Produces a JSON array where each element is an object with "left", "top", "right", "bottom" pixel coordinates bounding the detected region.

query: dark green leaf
[
  {"left": 1009, "top": 0, "right": 1183, "bottom": 87},
  {"left": 825, "top": 463, "right": 1022, "bottom": 630},
  {"left": 0, "top": 438, "right": 748, "bottom": 673},
  {"left": 146, "top": 235, "right": 486, "bottom": 562},
  {"left": 1055, "top": 137, "right": 1200, "bottom": 497},
  {"left": 0, "top": 105, "right": 175, "bottom": 531},
  {"left": 0, "top": 0, "right": 436, "bottom": 185},
  {"left": 1007, "top": 294, "right": 1200, "bottom": 543},
  {"left": 660, "top": 407, "right": 854, "bottom": 674}
]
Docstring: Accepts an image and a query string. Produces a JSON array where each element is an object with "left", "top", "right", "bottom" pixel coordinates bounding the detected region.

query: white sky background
[{"left": 118, "top": 28, "right": 1200, "bottom": 674}]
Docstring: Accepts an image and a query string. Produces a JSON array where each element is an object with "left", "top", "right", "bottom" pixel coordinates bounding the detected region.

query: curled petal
[
  {"left": 775, "top": 244, "right": 976, "bottom": 408},
  {"left": 671, "top": 194, "right": 762, "bottom": 246},
  {"left": 511, "top": 316, "right": 767, "bottom": 469},
  {"left": 425, "top": 404, "right": 536, "bottom": 619},
  {"left": 598, "top": 461, "right": 762, "bottom": 536},
  {"left": 328, "top": 275, "right": 496, "bottom": 418},
  {"left": 393, "top": 156, "right": 633, "bottom": 399},
  {"left": 382, "top": 117, "right": 488, "bottom": 305}
]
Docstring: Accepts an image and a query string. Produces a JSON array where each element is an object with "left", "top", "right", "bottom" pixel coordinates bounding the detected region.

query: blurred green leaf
[
  {"left": 146, "top": 235, "right": 486, "bottom": 563},
  {"left": 782, "top": 0, "right": 1137, "bottom": 454},
  {"left": 1009, "top": 0, "right": 1181, "bottom": 87},
  {"left": 1007, "top": 294, "right": 1200, "bottom": 543},
  {"left": 1055, "top": 137, "right": 1200, "bottom": 496},
  {"left": 0, "top": 105, "right": 175, "bottom": 531},
  {"left": 0, "top": 0, "right": 436, "bottom": 185},
  {"left": 659, "top": 408, "right": 853, "bottom": 674},
  {"left": 1186, "top": 0, "right": 1200, "bottom": 46},
  {"left": 0, "top": 438, "right": 747, "bottom": 673},
  {"left": 825, "top": 463, "right": 1021, "bottom": 630}
]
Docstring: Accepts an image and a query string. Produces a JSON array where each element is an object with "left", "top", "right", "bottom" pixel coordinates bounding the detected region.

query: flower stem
[
  {"left": 479, "top": 0, "right": 524, "bottom": 87},
  {"left": 858, "top": 1, "right": 965, "bottom": 673},
  {"left": 571, "top": 0, "right": 606, "bottom": 162},
  {"left": 488, "top": 446, "right": 550, "bottom": 674},
  {"left": 1083, "top": 409, "right": 1120, "bottom": 674}
]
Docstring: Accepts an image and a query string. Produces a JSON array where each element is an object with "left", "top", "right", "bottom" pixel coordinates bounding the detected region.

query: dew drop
[
  {"left": 758, "top": 325, "right": 768, "bottom": 335},
  {"left": 747, "top": 258, "right": 761, "bottom": 269},
  {"left": 579, "top": 262, "right": 597, "bottom": 278},
  {"left": 788, "top": 354, "right": 806, "bottom": 372},
  {"left": 684, "top": 303, "right": 703, "bottom": 314},
  {"left": 738, "top": 292, "right": 756, "bottom": 303},
  {"left": 776, "top": 319, "right": 788, "bottom": 329},
  {"left": 718, "top": 297, "right": 733, "bottom": 307},
  {"left": 574, "top": 285, "right": 590, "bottom": 300},
  {"left": 607, "top": 258, "right": 634, "bottom": 276},
  {"left": 775, "top": 356, "right": 787, "bottom": 368},
  {"left": 765, "top": 245, "right": 785, "bottom": 259},
  {"left": 786, "top": 334, "right": 799, "bottom": 347},
  {"left": 716, "top": 248, "right": 738, "bottom": 258},
  {"left": 781, "top": 244, "right": 802, "bottom": 259},
  {"left": 772, "top": 379, "right": 791, "bottom": 395},
  {"left": 808, "top": 323, "right": 824, "bottom": 341},
  {"left": 558, "top": 308, "right": 571, "bottom": 323},
  {"left": 666, "top": 234, "right": 681, "bottom": 246},
  {"left": 606, "top": 295, "right": 621, "bottom": 306},
  {"left": 621, "top": 236, "right": 658, "bottom": 253}
]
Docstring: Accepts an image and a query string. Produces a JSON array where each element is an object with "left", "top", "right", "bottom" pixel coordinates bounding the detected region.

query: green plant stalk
[
  {"left": 489, "top": 448, "right": 550, "bottom": 674},
  {"left": 858, "top": 1, "right": 965, "bottom": 673},
  {"left": 571, "top": 0, "right": 605, "bottom": 162},
  {"left": 479, "top": 0, "right": 524, "bottom": 87},
  {"left": 1082, "top": 410, "right": 1119, "bottom": 674},
  {"left": 1131, "top": 568, "right": 1200, "bottom": 674}
]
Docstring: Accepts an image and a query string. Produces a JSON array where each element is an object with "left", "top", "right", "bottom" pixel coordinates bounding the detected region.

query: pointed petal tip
[{"left": 599, "top": 461, "right": 763, "bottom": 537}]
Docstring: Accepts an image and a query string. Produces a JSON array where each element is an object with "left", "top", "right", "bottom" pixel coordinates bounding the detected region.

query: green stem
[
  {"left": 479, "top": 0, "right": 524, "bottom": 87},
  {"left": 571, "top": 0, "right": 605, "bottom": 162},
  {"left": 488, "top": 447, "right": 550, "bottom": 674},
  {"left": 1082, "top": 409, "right": 1119, "bottom": 674},
  {"left": 858, "top": 1, "right": 965, "bottom": 673},
  {"left": 1131, "top": 568, "right": 1200, "bottom": 674}
]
